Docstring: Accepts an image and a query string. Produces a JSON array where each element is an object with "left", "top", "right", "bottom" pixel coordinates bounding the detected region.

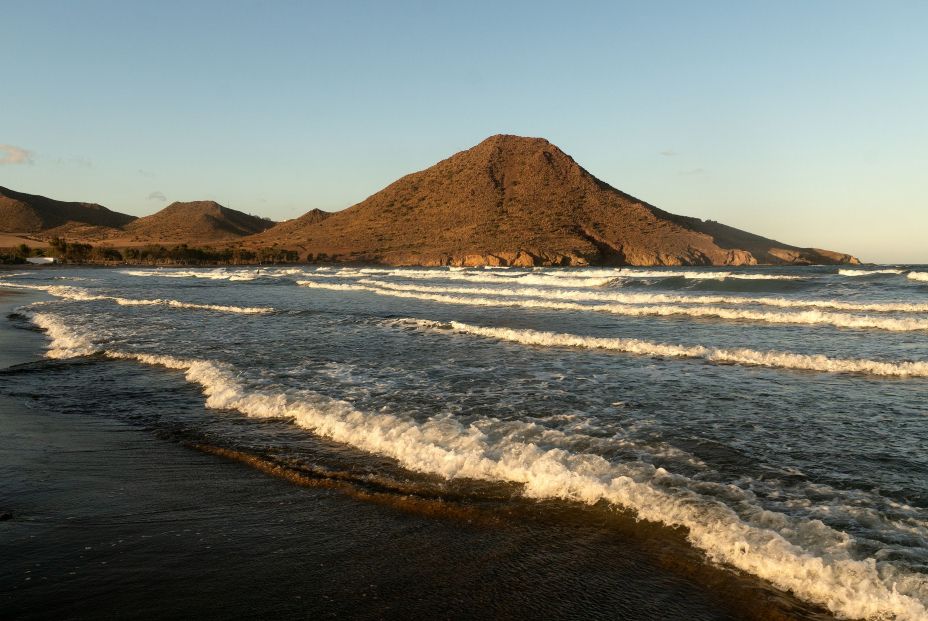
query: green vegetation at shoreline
[{"left": 0, "top": 239, "right": 303, "bottom": 266}]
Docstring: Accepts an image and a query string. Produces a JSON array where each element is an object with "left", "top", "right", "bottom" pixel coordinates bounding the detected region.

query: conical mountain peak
[{"left": 254, "top": 135, "right": 858, "bottom": 266}]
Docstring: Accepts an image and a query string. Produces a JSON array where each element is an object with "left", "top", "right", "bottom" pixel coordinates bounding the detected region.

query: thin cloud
[
  {"left": 0, "top": 144, "right": 34, "bottom": 165},
  {"left": 148, "top": 191, "right": 167, "bottom": 201},
  {"left": 659, "top": 149, "right": 676, "bottom": 157},
  {"left": 678, "top": 168, "right": 705, "bottom": 176}
]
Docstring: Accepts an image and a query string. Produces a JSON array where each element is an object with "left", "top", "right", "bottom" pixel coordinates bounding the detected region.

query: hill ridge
[
  {"left": 123, "top": 200, "right": 276, "bottom": 242},
  {"left": 0, "top": 185, "right": 136, "bottom": 234},
  {"left": 253, "top": 134, "right": 859, "bottom": 266}
]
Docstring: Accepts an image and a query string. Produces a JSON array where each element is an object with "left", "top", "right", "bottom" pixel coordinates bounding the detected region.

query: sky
[{"left": 2, "top": 1, "right": 926, "bottom": 263}]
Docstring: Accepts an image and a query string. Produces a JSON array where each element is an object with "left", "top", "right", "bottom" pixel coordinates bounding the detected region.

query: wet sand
[{"left": 0, "top": 289, "right": 831, "bottom": 620}]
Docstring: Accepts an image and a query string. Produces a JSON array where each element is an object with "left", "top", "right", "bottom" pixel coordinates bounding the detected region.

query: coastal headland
[{"left": 2, "top": 136, "right": 860, "bottom": 267}]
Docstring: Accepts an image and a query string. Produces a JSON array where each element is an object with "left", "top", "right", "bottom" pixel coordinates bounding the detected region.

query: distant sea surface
[{"left": 2, "top": 264, "right": 927, "bottom": 620}]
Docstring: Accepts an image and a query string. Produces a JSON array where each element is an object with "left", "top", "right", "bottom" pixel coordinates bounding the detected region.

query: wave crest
[
  {"left": 23, "top": 309, "right": 928, "bottom": 621},
  {"left": 25, "top": 311, "right": 98, "bottom": 358},
  {"left": 0, "top": 281, "right": 273, "bottom": 314},
  {"left": 297, "top": 280, "right": 928, "bottom": 332},
  {"left": 357, "top": 278, "right": 928, "bottom": 314},
  {"left": 839, "top": 269, "right": 904, "bottom": 277},
  {"left": 399, "top": 318, "right": 928, "bottom": 378}
]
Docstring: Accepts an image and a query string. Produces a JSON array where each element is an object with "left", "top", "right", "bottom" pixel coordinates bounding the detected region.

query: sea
[{"left": 1, "top": 264, "right": 927, "bottom": 620}]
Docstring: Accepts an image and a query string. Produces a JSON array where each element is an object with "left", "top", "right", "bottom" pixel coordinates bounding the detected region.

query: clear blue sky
[{"left": 2, "top": 1, "right": 925, "bottom": 263}]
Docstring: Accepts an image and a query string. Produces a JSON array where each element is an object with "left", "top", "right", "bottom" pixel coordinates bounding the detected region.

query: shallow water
[{"left": 2, "top": 264, "right": 927, "bottom": 620}]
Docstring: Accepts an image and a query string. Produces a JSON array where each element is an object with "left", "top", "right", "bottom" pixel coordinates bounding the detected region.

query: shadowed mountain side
[
  {"left": 0, "top": 185, "right": 136, "bottom": 234},
  {"left": 123, "top": 201, "right": 276, "bottom": 243},
  {"left": 251, "top": 135, "right": 859, "bottom": 266}
]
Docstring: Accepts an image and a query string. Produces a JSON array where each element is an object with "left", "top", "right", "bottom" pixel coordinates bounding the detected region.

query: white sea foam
[
  {"left": 353, "top": 267, "right": 618, "bottom": 286},
  {"left": 111, "top": 297, "right": 272, "bottom": 313},
  {"left": 401, "top": 318, "right": 928, "bottom": 378},
  {"left": 839, "top": 269, "right": 904, "bottom": 276},
  {"left": 25, "top": 311, "right": 99, "bottom": 358},
  {"left": 909, "top": 272, "right": 928, "bottom": 283},
  {"left": 469, "top": 273, "right": 618, "bottom": 287},
  {"left": 348, "top": 267, "right": 805, "bottom": 286},
  {"left": 120, "top": 269, "right": 266, "bottom": 281},
  {"left": 302, "top": 270, "right": 365, "bottom": 279},
  {"left": 357, "top": 267, "right": 805, "bottom": 280},
  {"left": 123, "top": 267, "right": 317, "bottom": 281},
  {"left": 357, "top": 278, "right": 928, "bottom": 314},
  {"left": 522, "top": 268, "right": 630, "bottom": 279},
  {"left": 297, "top": 280, "right": 928, "bottom": 332},
  {"left": 611, "top": 269, "right": 804, "bottom": 280},
  {"left": 27, "top": 311, "right": 928, "bottom": 621},
  {"left": 0, "top": 281, "right": 273, "bottom": 314}
]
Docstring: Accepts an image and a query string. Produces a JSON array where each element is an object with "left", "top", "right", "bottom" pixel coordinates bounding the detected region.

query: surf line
[
  {"left": 351, "top": 267, "right": 807, "bottom": 282},
  {"left": 24, "top": 310, "right": 928, "bottom": 621},
  {"left": 356, "top": 278, "right": 928, "bottom": 314},
  {"left": 296, "top": 280, "right": 928, "bottom": 333},
  {"left": 396, "top": 318, "right": 928, "bottom": 378},
  {"left": 0, "top": 281, "right": 274, "bottom": 314}
]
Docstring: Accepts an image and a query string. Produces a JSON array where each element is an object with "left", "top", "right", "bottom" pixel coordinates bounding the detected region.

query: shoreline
[
  {"left": 0, "top": 261, "right": 901, "bottom": 272},
  {"left": 0, "top": 288, "right": 834, "bottom": 620}
]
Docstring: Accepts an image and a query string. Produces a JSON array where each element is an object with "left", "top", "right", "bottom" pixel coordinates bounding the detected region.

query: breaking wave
[
  {"left": 298, "top": 268, "right": 618, "bottom": 287},
  {"left": 341, "top": 267, "right": 806, "bottom": 286},
  {"left": 297, "top": 280, "right": 928, "bottom": 332},
  {"left": 121, "top": 269, "right": 260, "bottom": 281},
  {"left": 909, "top": 272, "right": 928, "bottom": 283},
  {"left": 0, "top": 281, "right": 273, "bottom": 314},
  {"left": 121, "top": 268, "right": 307, "bottom": 281},
  {"left": 398, "top": 271, "right": 616, "bottom": 287},
  {"left": 399, "top": 318, "right": 928, "bottom": 378},
  {"left": 357, "top": 278, "right": 928, "bottom": 314},
  {"left": 24, "top": 310, "right": 928, "bottom": 621},
  {"left": 611, "top": 269, "right": 805, "bottom": 280},
  {"left": 839, "top": 269, "right": 904, "bottom": 277},
  {"left": 25, "top": 311, "right": 100, "bottom": 358}
]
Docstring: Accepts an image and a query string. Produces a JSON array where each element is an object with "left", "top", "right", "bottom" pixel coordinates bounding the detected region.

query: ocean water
[{"left": 2, "top": 264, "right": 927, "bottom": 620}]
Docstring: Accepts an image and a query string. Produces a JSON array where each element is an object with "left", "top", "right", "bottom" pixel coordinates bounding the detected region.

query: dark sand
[{"left": 0, "top": 288, "right": 831, "bottom": 620}]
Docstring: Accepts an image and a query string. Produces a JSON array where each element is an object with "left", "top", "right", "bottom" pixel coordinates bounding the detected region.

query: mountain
[
  {"left": 0, "top": 185, "right": 136, "bottom": 234},
  {"left": 253, "top": 135, "right": 859, "bottom": 266},
  {"left": 264, "top": 208, "right": 333, "bottom": 239},
  {"left": 299, "top": 208, "right": 334, "bottom": 225},
  {"left": 124, "top": 201, "right": 276, "bottom": 243}
]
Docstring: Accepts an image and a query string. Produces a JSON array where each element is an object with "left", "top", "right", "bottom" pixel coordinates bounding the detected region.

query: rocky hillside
[
  {"left": 253, "top": 135, "right": 858, "bottom": 266},
  {"left": 124, "top": 201, "right": 276, "bottom": 242},
  {"left": 264, "top": 208, "right": 332, "bottom": 239},
  {"left": 0, "top": 185, "right": 136, "bottom": 234}
]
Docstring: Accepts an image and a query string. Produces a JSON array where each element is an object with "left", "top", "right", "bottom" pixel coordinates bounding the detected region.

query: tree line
[{"left": 1, "top": 239, "right": 302, "bottom": 265}]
